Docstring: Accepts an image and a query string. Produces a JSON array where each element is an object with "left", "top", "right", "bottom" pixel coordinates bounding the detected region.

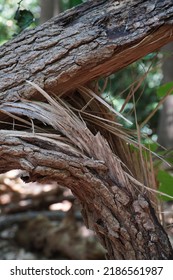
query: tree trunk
[
  {"left": 40, "top": 0, "right": 61, "bottom": 24},
  {"left": 158, "top": 43, "right": 173, "bottom": 148},
  {"left": 40, "top": 0, "right": 55, "bottom": 24},
  {"left": 0, "top": 0, "right": 173, "bottom": 259}
]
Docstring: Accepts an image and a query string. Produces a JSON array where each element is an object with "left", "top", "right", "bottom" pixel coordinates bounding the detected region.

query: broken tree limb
[
  {"left": 1, "top": 0, "right": 173, "bottom": 260},
  {"left": 0, "top": 82, "right": 173, "bottom": 259},
  {"left": 0, "top": 0, "right": 173, "bottom": 102},
  {"left": 0, "top": 124, "right": 172, "bottom": 259}
]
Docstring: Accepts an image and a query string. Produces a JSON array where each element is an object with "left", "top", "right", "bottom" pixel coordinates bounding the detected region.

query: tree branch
[
  {"left": 0, "top": 0, "right": 173, "bottom": 102},
  {"left": 0, "top": 130, "right": 172, "bottom": 259}
]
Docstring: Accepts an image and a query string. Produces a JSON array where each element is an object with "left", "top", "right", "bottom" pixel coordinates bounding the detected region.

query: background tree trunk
[
  {"left": 40, "top": 0, "right": 61, "bottom": 24},
  {"left": 158, "top": 42, "right": 173, "bottom": 149},
  {"left": 1, "top": 0, "right": 173, "bottom": 259}
]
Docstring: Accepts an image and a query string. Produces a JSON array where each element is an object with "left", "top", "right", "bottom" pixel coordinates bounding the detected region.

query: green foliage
[
  {"left": 141, "top": 53, "right": 157, "bottom": 62},
  {"left": 102, "top": 56, "right": 162, "bottom": 132},
  {"left": 157, "top": 81, "right": 173, "bottom": 99},
  {"left": 0, "top": 0, "right": 16, "bottom": 43},
  {"left": 157, "top": 170, "right": 173, "bottom": 201},
  {"left": 60, "top": 0, "right": 85, "bottom": 11},
  {"left": 14, "top": 3, "right": 34, "bottom": 32},
  {"left": 0, "top": 0, "right": 86, "bottom": 44},
  {"left": 0, "top": 0, "right": 38, "bottom": 44}
]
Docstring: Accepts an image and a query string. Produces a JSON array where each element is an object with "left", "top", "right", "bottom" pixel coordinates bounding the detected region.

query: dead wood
[
  {"left": 0, "top": 95, "right": 172, "bottom": 259},
  {"left": 0, "top": 0, "right": 173, "bottom": 103},
  {"left": 1, "top": 0, "right": 173, "bottom": 260}
]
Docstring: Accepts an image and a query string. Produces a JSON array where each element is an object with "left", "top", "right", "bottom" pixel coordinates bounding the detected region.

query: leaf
[
  {"left": 70, "top": 0, "right": 84, "bottom": 8},
  {"left": 157, "top": 170, "right": 173, "bottom": 201},
  {"left": 142, "top": 53, "right": 156, "bottom": 61},
  {"left": 156, "top": 81, "right": 173, "bottom": 99},
  {"left": 14, "top": 9, "right": 34, "bottom": 30}
]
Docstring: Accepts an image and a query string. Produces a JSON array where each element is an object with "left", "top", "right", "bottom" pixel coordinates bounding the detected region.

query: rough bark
[
  {"left": 0, "top": 0, "right": 173, "bottom": 103},
  {"left": 0, "top": 130, "right": 173, "bottom": 259},
  {"left": 1, "top": 0, "right": 173, "bottom": 259}
]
